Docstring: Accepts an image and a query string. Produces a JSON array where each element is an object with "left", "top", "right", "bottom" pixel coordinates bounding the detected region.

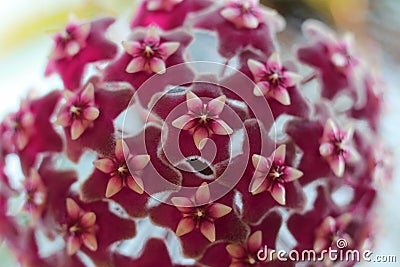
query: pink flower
[
  {"left": 226, "top": 230, "right": 271, "bottom": 266},
  {"left": 56, "top": 83, "right": 100, "bottom": 140},
  {"left": 319, "top": 119, "right": 360, "bottom": 177},
  {"left": 172, "top": 91, "right": 233, "bottom": 150},
  {"left": 122, "top": 26, "right": 180, "bottom": 74},
  {"left": 145, "top": 0, "right": 184, "bottom": 11},
  {"left": 221, "top": 0, "right": 279, "bottom": 29},
  {"left": 49, "top": 16, "right": 91, "bottom": 60},
  {"left": 2, "top": 102, "right": 35, "bottom": 151},
  {"left": 21, "top": 169, "right": 46, "bottom": 224},
  {"left": 251, "top": 144, "right": 303, "bottom": 205},
  {"left": 314, "top": 214, "right": 352, "bottom": 253},
  {"left": 64, "top": 198, "right": 98, "bottom": 255},
  {"left": 171, "top": 182, "right": 232, "bottom": 242},
  {"left": 248, "top": 53, "right": 302, "bottom": 105},
  {"left": 93, "top": 139, "right": 150, "bottom": 198}
]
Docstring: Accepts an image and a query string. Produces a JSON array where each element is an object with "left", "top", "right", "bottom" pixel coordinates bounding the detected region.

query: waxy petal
[
  {"left": 71, "top": 119, "right": 86, "bottom": 140},
  {"left": 252, "top": 154, "right": 270, "bottom": 173},
  {"left": 83, "top": 107, "right": 100, "bottom": 121},
  {"left": 158, "top": 42, "right": 180, "bottom": 58},
  {"left": 329, "top": 156, "right": 345, "bottom": 177},
  {"left": 270, "top": 183, "right": 286, "bottom": 205},
  {"left": 285, "top": 71, "right": 303, "bottom": 87},
  {"left": 272, "top": 88, "right": 291, "bottom": 105},
  {"left": 284, "top": 167, "right": 303, "bottom": 182},
  {"left": 207, "top": 203, "right": 232, "bottom": 219},
  {"left": 319, "top": 142, "right": 334, "bottom": 157},
  {"left": 186, "top": 91, "right": 203, "bottom": 114},
  {"left": 126, "top": 57, "right": 146, "bottom": 73},
  {"left": 81, "top": 212, "right": 96, "bottom": 228},
  {"left": 248, "top": 59, "right": 267, "bottom": 79},
  {"left": 82, "top": 233, "right": 98, "bottom": 251},
  {"left": 210, "top": 119, "right": 233, "bottom": 135},
  {"left": 93, "top": 158, "right": 115, "bottom": 173},
  {"left": 122, "top": 41, "right": 142, "bottom": 55},
  {"left": 126, "top": 176, "right": 144, "bottom": 194},
  {"left": 176, "top": 217, "right": 196, "bottom": 237},
  {"left": 314, "top": 237, "right": 329, "bottom": 253},
  {"left": 129, "top": 154, "right": 150, "bottom": 171},
  {"left": 193, "top": 126, "right": 209, "bottom": 150},
  {"left": 220, "top": 7, "right": 241, "bottom": 22},
  {"left": 67, "top": 235, "right": 81, "bottom": 255},
  {"left": 150, "top": 57, "right": 167, "bottom": 74},
  {"left": 243, "top": 13, "right": 259, "bottom": 29},
  {"left": 267, "top": 52, "right": 281, "bottom": 67},
  {"left": 273, "top": 144, "right": 286, "bottom": 164},
  {"left": 172, "top": 114, "right": 197, "bottom": 130},
  {"left": 323, "top": 119, "right": 338, "bottom": 139},
  {"left": 254, "top": 82, "right": 270, "bottom": 96},
  {"left": 171, "top": 197, "right": 194, "bottom": 213},
  {"left": 115, "top": 139, "right": 130, "bottom": 162},
  {"left": 55, "top": 110, "right": 71, "bottom": 127},
  {"left": 195, "top": 182, "right": 211, "bottom": 204},
  {"left": 81, "top": 83, "right": 95, "bottom": 102},
  {"left": 145, "top": 25, "right": 161, "bottom": 44},
  {"left": 66, "top": 198, "right": 81, "bottom": 219},
  {"left": 200, "top": 220, "right": 216, "bottom": 242},
  {"left": 345, "top": 146, "right": 360, "bottom": 162},
  {"left": 247, "top": 230, "right": 263, "bottom": 253},
  {"left": 105, "top": 176, "right": 123, "bottom": 198},
  {"left": 250, "top": 177, "right": 268, "bottom": 195},
  {"left": 207, "top": 95, "right": 226, "bottom": 116},
  {"left": 226, "top": 244, "right": 247, "bottom": 258}
]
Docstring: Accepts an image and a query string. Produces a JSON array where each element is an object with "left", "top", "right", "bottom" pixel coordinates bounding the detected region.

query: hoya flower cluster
[{"left": 0, "top": 0, "right": 391, "bottom": 266}]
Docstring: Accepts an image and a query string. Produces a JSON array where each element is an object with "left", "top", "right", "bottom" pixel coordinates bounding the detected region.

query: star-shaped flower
[
  {"left": 248, "top": 53, "right": 302, "bottom": 105},
  {"left": 93, "top": 139, "right": 150, "bottom": 198},
  {"left": 319, "top": 119, "right": 360, "bottom": 177},
  {"left": 21, "top": 169, "right": 47, "bottom": 224},
  {"left": 226, "top": 231, "right": 272, "bottom": 266},
  {"left": 221, "top": 0, "right": 278, "bottom": 29},
  {"left": 122, "top": 26, "right": 180, "bottom": 74},
  {"left": 64, "top": 198, "right": 98, "bottom": 255},
  {"left": 251, "top": 144, "right": 303, "bottom": 205},
  {"left": 171, "top": 182, "right": 232, "bottom": 242},
  {"left": 314, "top": 214, "right": 352, "bottom": 253},
  {"left": 2, "top": 101, "right": 35, "bottom": 151},
  {"left": 56, "top": 83, "right": 100, "bottom": 140},
  {"left": 172, "top": 91, "right": 233, "bottom": 150}
]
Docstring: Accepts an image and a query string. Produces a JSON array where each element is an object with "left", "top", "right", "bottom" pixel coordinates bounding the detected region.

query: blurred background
[{"left": 0, "top": 0, "right": 399, "bottom": 266}]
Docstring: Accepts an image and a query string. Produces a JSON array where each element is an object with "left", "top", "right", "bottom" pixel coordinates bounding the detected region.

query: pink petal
[
  {"left": 65, "top": 41, "right": 80, "bottom": 57},
  {"left": 81, "top": 83, "right": 95, "bottom": 103},
  {"left": 158, "top": 42, "right": 180, "bottom": 58},
  {"left": 329, "top": 156, "right": 345, "bottom": 177},
  {"left": 67, "top": 235, "right": 81, "bottom": 255},
  {"left": 207, "top": 203, "right": 232, "bottom": 219},
  {"left": 319, "top": 142, "right": 334, "bottom": 157},
  {"left": 81, "top": 212, "right": 96, "bottom": 228},
  {"left": 16, "top": 132, "right": 29, "bottom": 150},
  {"left": 284, "top": 71, "right": 302, "bottom": 87},
  {"left": 70, "top": 119, "right": 86, "bottom": 140},
  {"left": 126, "top": 175, "right": 144, "bottom": 194},
  {"left": 150, "top": 57, "right": 166, "bottom": 74},
  {"left": 126, "top": 57, "right": 146, "bottom": 73},
  {"left": 344, "top": 146, "right": 360, "bottom": 162},
  {"left": 207, "top": 95, "right": 226, "bottom": 116},
  {"left": 122, "top": 41, "right": 142, "bottom": 55},
  {"left": 56, "top": 110, "right": 71, "bottom": 127},
  {"left": 270, "top": 183, "right": 286, "bottom": 205},
  {"left": 267, "top": 52, "right": 281, "bottom": 67},
  {"left": 247, "top": 230, "right": 262, "bottom": 253},
  {"left": 250, "top": 177, "right": 267, "bottom": 195},
  {"left": 284, "top": 167, "right": 303, "bottom": 182},
  {"left": 252, "top": 154, "right": 269, "bottom": 172},
  {"left": 200, "top": 220, "right": 216, "bottom": 242},
  {"left": 247, "top": 59, "right": 267, "bottom": 80},
  {"left": 186, "top": 91, "right": 203, "bottom": 114},
  {"left": 176, "top": 217, "right": 196, "bottom": 237},
  {"left": 242, "top": 13, "right": 259, "bottom": 29},
  {"left": 83, "top": 107, "right": 100, "bottom": 121},
  {"left": 195, "top": 182, "right": 210, "bottom": 204},
  {"left": 93, "top": 158, "right": 115, "bottom": 173},
  {"left": 226, "top": 244, "right": 247, "bottom": 258},
  {"left": 129, "top": 154, "right": 150, "bottom": 171},
  {"left": 81, "top": 233, "right": 98, "bottom": 251},
  {"left": 314, "top": 237, "right": 329, "bottom": 253},
  {"left": 66, "top": 198, "right": 81, "bottom": 219},
  {"left": 193, "top": 126, "right": 209, "bottom": 150},
  {"left": 145, "top": 25, "right": 161, "bottom": 44},
  {"left": 115, "top": 139, "right": 130, "bottom": 162},
  {"left": 323, "top": 119, "right": 338, "bottom": 139},
  {"left": 254, "top": 82, "right": 270, "bottom": 96},
  {"left": 171, "top": 197, "right": 194, "bottom": 213},
  {"left": 172, "top": 114, "right": 196, "bottom": 130},
  {"left": 317, "top": 216, "right": 336, "bottom": 235},
  {"left": 273, "top": 144, "right": 286, "bottom": 164},
  {"left": 220, "top": 7, "right": 241, "bottom": 22},
  {"left": 271, "top": 88, "right": 291, "bottom": 105},
  {"left": 210, "top": 119, "right": 233, "bottom": 135},
  {"left": 105, "top": 176, "right": 123, "bottom": 198}
]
